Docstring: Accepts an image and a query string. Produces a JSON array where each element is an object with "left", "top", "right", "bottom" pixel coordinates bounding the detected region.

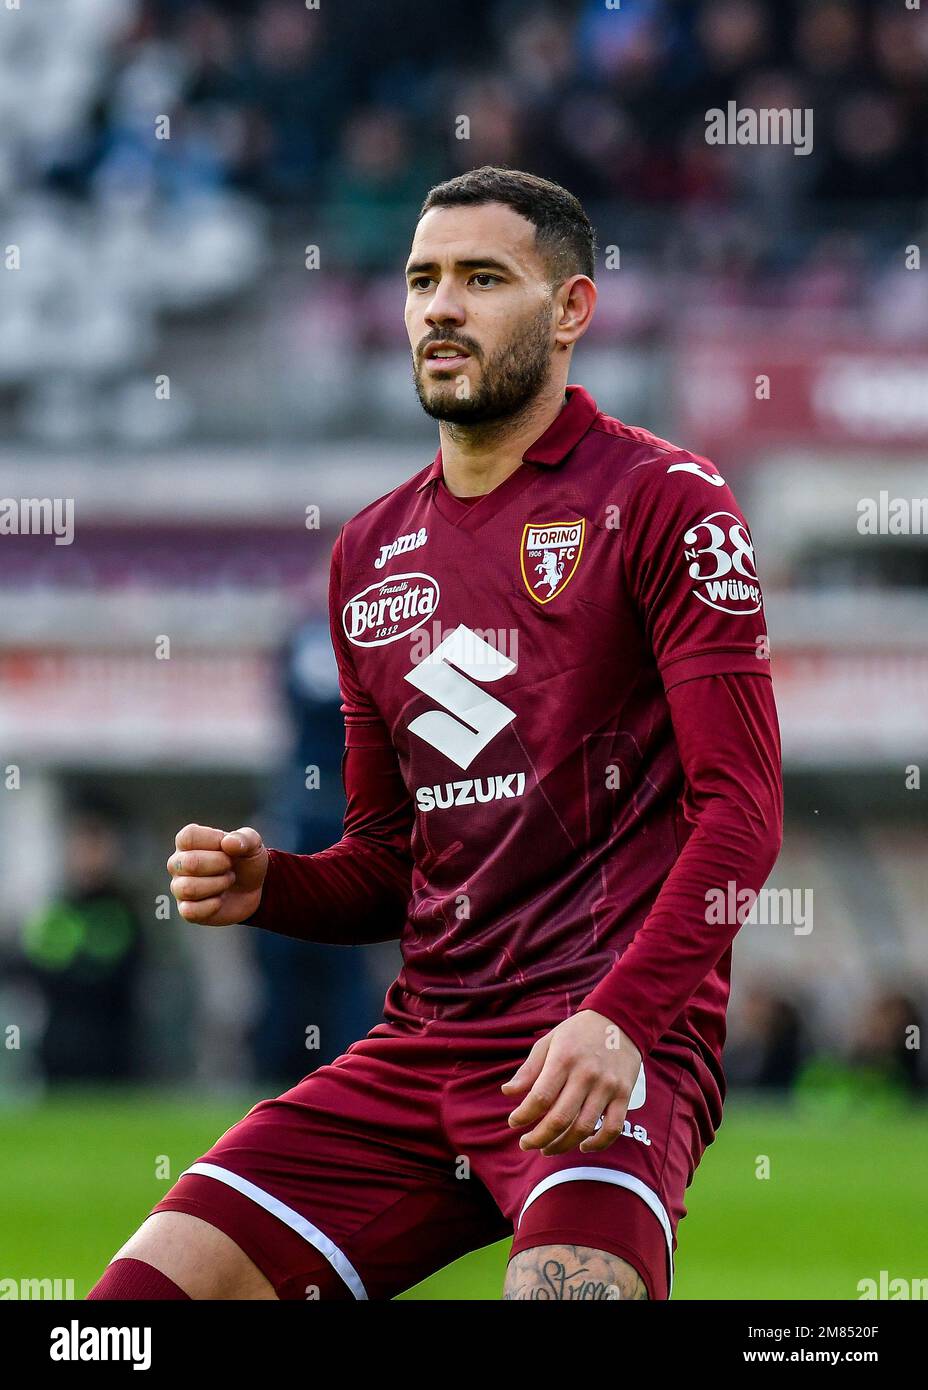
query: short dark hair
[{"left": 418, "top": 165, "right": 596, "bottom": 286}]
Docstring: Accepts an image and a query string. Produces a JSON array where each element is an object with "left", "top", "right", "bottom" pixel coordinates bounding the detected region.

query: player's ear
[{"left": 553, "top": 274, "right": 596, "bottom": 349}]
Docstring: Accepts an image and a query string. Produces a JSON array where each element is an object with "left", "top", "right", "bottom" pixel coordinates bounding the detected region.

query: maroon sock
[{"left": 86, "top": 1257, "right": 191, "bottom": 1300}]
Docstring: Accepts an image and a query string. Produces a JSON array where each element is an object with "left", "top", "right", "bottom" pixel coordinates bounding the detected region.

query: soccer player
[{"left": 88, "top": 167, "right": 782, "bottom": 1302}]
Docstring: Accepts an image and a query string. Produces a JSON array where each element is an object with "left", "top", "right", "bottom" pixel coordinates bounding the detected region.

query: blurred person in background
[
  {"left": 723, "top": 982, "right": 806, "bottom": 1093},
  {"left": 20, "top": 798, "right": 145, "bottom": 1083},
  {"left": 850, "top": 989, "right": 925, "bottom": 1098},
  {"left": 249, "top": 615, "right": 383, "bottom": 1084},
  {"left": 323, "top": 105, "right": 437, "bottom": 274}
]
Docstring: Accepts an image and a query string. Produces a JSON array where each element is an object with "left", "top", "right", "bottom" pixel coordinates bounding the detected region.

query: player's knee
[{"left": 105, "top": 1210, "right": 276, "bottom": 1300}]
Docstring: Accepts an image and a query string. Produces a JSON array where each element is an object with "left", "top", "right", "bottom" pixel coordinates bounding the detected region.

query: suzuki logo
[{"left": 404, "top": 624, "right": 516, "bottom": 770}]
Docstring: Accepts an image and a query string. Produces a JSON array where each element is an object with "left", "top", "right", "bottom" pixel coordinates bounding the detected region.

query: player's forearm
[
  {"left": 581, "top": 672, "right": 783, "bottom": 1058},
  {"left": 243, "top": 738, "right": 414, "bottom": 944},
  {"left": 582, "top": 787, "right": 781, "bottom": 1057},
  {"left": 243, "top": 838, "right": 411, "bottom": 944}
]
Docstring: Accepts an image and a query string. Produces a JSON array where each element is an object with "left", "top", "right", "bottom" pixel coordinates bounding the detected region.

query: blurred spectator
[
  {"left": 725, "top": 983, "right": 806, "bottom": 1092},
  {"left": 323, "top": 105, "right": 436, "bottom": 273},
  {"left": 20, "top": 799, "right": 145, "bottom": 1083},
  {"left": 850, "top": 990, "right": 924, "bottom": 1097}
]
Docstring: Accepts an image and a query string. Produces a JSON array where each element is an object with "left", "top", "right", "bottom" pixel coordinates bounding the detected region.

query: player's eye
[
  {"left": 470, "top": 273, "right": 500, "bottom": 287},
  {"left": 409, "top": 276, "right": 434, "bottom": 291}
]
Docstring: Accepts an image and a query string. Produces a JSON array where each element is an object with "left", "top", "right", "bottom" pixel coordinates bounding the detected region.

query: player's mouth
[{"left": 422, "top": 341, "right": 473, "bottom": 373}]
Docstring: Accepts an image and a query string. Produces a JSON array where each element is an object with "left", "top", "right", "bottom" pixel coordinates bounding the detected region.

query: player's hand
[
  {"left": 167, "top": 824, "right": 268, "bottom": 926},
  {"left": 502, "top": 1009, "right": 641, "bottom": 1157}
]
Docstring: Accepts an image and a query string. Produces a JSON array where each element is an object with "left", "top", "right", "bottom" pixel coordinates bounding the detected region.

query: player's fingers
[
  {"left": 176, "top": 895, "right": 224, "bottom": 923},
  {"left": 222, "top": 828, "right": 268, "bottom": 894},
  {"left": 220, "top": 826, "right": 264, "bottom": 857},
  {"left": 170, "top": 872, "right": 235, "bottom": 903},
  {"left": 515, "top": 1075, "right": 588, "bottom": 1151},
  {"left": 167, "top": 849, "right": 233, "bottom": 878},
  {"left": 174, "top": 823, "right": 229, "bottom": 853},
  {"left": 540, "top": 1085, "right": 613, "bottom": 1156},
  {"left": 506, "top": 1047, "right": 567, "bottom": 1127},
  {"left": 501, "top": 1034, "right": 550, "bottom": 1095},
  {"left": 579, "top": 1095, "right": 629, "bottom": 1153}
]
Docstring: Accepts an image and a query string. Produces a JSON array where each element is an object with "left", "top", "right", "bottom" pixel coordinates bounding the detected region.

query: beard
[{"left": 412, "top": 299, "right": 554, "bottom": 426}]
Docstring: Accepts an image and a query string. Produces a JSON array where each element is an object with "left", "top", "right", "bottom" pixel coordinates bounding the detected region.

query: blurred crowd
[
  {"left": 44, "top": 0, "right": 928, "bottom": 219},
  {"left": 2, "top": 0, "right": 927, "bottom": 447},
  {"left": 725, "top": 983, "right": 925, "bottom": 1102},
  {"left": 7, "top": 0, "right": 927, "bottom": 272}
]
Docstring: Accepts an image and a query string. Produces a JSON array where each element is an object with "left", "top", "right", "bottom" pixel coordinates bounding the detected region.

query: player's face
[{"left": 405, "top": 203, "right": 557, "bottom": 424}]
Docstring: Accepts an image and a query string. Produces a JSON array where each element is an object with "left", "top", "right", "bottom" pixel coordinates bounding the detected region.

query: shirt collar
[{"left": 415, "top": 384, "right": 599, "bottom": 493}]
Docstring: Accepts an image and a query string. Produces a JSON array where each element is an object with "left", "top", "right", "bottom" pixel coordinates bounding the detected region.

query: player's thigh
[
  {"left": 465, "top": 1045, "right": 697, "bottom": 1301},
  {"left": 504, "top": 1243, "right": 649, "bottom": 1300},
  {"left": 111, "top": 1210, "right": 277, "bottom": 1300},
  {"left": 506, "top": 1175, "right": 670, "bottom": 1300},
  {"left": 151, "top": 1035, "right": 508, "bottom": 1299}
]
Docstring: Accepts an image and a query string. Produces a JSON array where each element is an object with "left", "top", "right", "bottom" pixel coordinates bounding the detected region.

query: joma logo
[{"left": 374, "top": 527, "right": 428, "bottom": 569}]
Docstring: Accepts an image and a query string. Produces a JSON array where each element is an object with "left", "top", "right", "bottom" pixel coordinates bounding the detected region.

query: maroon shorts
[{"left": 152, "top": 1021, "right": 714, "bottom": 1300}]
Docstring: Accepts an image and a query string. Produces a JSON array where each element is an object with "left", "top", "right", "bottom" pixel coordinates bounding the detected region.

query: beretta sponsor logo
[{"left": 343, "top": 571, "right": 440, "bottom": 647}]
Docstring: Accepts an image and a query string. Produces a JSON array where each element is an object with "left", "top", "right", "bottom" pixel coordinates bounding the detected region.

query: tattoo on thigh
[{"left": 503, "top": 1244, "right": 649, "bottom": 1300}]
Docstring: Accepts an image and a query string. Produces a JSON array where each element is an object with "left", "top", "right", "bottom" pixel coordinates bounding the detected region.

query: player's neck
[{"left": 438, "top": 382, "right": 570, "bottom": 498}]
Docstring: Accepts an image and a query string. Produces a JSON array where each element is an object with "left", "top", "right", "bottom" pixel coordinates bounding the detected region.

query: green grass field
[{"left": 1, "top": 1090, "right": 924, "bottom": 1300}]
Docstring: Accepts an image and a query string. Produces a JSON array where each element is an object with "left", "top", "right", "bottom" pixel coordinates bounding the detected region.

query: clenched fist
[{"left": 167, "top": 824, "right": 268, "bottom": 926}]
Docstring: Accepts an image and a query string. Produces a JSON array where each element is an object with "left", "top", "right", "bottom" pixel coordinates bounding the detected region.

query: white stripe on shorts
[
  {"left": 182, "top": 1161, "right": 368, "bottom": 1300},
  {"left": 516, "top": 1167, "right": 674, "bottom": 1298}
]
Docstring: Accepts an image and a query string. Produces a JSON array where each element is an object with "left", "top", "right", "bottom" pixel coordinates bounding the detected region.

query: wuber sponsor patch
[
  {"left": 683, "top": 511, "right": 762, "bottom": 615},
  {"left": 520, "top": 519, "right": 585, "bottom": 605}
]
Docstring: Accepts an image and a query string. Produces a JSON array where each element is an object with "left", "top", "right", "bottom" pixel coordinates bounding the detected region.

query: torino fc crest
[{"left": 520, "top": 519, "right": 585, "bottom": 605}]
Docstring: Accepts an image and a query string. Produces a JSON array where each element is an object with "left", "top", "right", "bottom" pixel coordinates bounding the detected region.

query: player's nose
[{"left": 424, "top": 287, "right": 466, "bottom": 329}]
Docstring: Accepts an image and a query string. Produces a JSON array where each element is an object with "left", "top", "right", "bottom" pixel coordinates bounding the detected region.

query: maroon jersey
[{"left": 318, "top": 384, "right": 780, "bottom": 1083}]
